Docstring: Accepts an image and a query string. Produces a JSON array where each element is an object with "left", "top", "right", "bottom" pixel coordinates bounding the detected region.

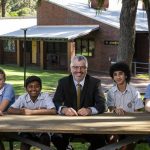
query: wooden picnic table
[
  {"left": 0, "top": 112, "right": 150, "bottom": 150},
  {"left": 0, "top": 112, "right": 150, "bottom": 134}
]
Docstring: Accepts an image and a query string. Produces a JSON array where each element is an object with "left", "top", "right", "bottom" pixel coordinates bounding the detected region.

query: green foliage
[
  {"left": 37, "top": 0, "right": 42, "bottom": 7},
  {"left": 17, "top": 7, "right": 31, "bottom": 16},
  {"left": 2, "top": 0, "right": 38, "bottom": 17},
  {"left": 9, "top": 11, "right": 18, "bottom": 16}
]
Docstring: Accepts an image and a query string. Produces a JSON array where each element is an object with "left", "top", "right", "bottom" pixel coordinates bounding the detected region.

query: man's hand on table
[
  {"left": 77, "top": 108, "right": 92, "bottom": 116},
  {"left": 62, "top": 107, "right": 78, "bottom": 116},
  {"left": 61, "top": 107, "right": 92, "bottom": 116}
]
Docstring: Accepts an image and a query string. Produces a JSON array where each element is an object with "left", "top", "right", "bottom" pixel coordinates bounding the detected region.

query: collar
[
  {"left": 113, "top": 83, "right": 129, "bottom": 93},
  {"left": 26, "top": 92, "right": 43, "bottom": 103},
  {"left": 73, "top": 78, "right": 85, "bottom": 87}
]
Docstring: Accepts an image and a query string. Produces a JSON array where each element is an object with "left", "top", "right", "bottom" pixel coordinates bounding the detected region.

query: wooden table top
[{"left": 0, "top": 112, "right": 150, "bottom": 134}]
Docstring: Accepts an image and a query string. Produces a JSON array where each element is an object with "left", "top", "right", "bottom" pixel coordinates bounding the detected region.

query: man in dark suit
[{"left": 52, "top": 55, "right": 106, "bottom": 150}]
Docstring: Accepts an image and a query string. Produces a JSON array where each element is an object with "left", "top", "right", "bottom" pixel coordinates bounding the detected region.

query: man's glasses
[{"left": 72, "top": 66, "right": 87, "bottom": 70}]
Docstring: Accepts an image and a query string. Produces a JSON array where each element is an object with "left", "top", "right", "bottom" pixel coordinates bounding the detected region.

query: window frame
[
  {"left": 75, "top": 38, "right": 95, "bottom": 57},
  {"left": 3, "top": 40, "right": 16, "bottom": 52}
]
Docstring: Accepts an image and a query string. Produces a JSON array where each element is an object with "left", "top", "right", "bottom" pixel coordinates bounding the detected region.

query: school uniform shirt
[
  {"left": 107, "top": 84, "right": 144, "bottom": 112},
  {"left": 0, "top": 83, "right": 15, "bottom": 111},
  {"left": 11, "top": 92, "right": 55, "bottom": 109},
  {"left": 144, "top": 84, "right": 150, "bottom": 99}
]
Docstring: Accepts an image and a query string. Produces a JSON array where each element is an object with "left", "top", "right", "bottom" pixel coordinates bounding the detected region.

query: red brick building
[{"left": 0, "top": 0, "right": 148, "bottom": 73}]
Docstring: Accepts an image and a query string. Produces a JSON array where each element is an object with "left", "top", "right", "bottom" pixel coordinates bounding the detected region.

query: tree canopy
[{"left": 0, "top": 0, "right": 38, "bottom": 17}]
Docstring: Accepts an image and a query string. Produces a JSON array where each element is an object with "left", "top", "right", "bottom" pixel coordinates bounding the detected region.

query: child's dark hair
[
  {"left": 0, "top": 68, "right": 6, "bottom": 81},
  {"left": 25, "top": 76, "right": 42, "bottom": 88},
  {"left": 109, "top": 62, "right": 131, "bottom": 83}
]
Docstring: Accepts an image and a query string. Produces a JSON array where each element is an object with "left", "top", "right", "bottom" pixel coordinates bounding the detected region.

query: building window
[
  {"left": 4, "top": 40, "right": 16, "bottom": 52},
  {"left": 46, "top": 42, "right": 67, "bottom": 54},
  {"left": 75, "top": 39, "right": 95, "bottom": 57}
]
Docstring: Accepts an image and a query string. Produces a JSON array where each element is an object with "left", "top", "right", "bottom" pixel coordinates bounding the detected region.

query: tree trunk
[
  {"left": 1, "top": 0, "right": 7, "bottom": 17},
  {"left": 117, "top": 0, "right": 138, "bottom": 68}
]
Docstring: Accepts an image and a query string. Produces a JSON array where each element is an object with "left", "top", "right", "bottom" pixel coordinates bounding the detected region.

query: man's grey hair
[{"left": 70, "top": 55, "right": 88, "bottom": 67}]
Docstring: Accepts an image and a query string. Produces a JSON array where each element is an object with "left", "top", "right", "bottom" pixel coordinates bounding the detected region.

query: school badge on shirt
[{"left": 127, "top": 102, "right": 132, "bottom": 108}]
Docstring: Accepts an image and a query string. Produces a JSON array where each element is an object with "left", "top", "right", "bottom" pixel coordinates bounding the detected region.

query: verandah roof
[{"left": 0, "top": 25, "right": 99, "bottom": 42}]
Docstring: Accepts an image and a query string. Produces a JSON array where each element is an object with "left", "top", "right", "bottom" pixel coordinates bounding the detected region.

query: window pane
[
  {"left": 59, "top": 42, "right": 67, "bottom": 54},
  {"left": 47, "top": 42, "right": 55, "bottom": 53},
  {"left": 75, "top": 39, "right": 95, "bottom": 57},
  {"left": 89, "top": 40, "right": 95, "bottom": 56},
  {"left": 4, "top": 40, "right": 16, "bottom": 52},
  {"left": 82, "top": 40, "right": 88, "bottom": 56},
  {"left": 76, "top": 39, "right": 81, "bottom": 55}
]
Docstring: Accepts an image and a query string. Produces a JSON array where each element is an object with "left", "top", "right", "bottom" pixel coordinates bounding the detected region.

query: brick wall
[
  {"left": 87, "top": 23, "right": 119, "bottom": 73},
  {"left": 37, "top": 1, "right": 99, "bottom": 25},
  {"left": 37, "top": 0, "right": 119, "bottom": 73}
]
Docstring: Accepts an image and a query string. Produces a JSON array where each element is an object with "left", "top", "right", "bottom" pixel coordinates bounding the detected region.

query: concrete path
[{"left": 91, "top": 73, "right": 150, "bottom": 94}]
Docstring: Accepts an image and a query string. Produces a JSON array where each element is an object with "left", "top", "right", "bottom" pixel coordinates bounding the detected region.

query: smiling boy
[
  {"left": 107, "top": 62, "right": 144, "bottom": 115},
  {"left": 8, "top": 76, "right": 56, "bottom": 150},
  {"left": 106, "top": 62, "right": 144, "bottom": 149}
]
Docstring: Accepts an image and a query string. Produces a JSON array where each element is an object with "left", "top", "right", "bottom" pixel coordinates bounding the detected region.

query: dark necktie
[{"left": 77, "top": 83, "right": 81, "bottom": 109}]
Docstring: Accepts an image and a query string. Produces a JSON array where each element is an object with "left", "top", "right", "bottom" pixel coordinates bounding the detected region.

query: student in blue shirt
[
  {"left": 144, "top": 84, "right": 150, "bottom": 112},
  {"left": 0, "top": 68, "right": 15, "bottom": 150}
]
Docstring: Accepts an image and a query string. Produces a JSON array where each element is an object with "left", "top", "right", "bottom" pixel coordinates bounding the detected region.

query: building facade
[{"left": 0, "top": 0, "right": 148, "bottom": 73}]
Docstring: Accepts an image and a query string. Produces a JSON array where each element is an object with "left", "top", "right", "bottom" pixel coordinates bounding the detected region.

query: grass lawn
[
  {"left": 0, "top": 64, "right": 150, "bottom": 150},
  {"left": 1, "top": 64, "right": 88, "bottom": 150},
  {"left": 4, "top": 141, "right": 89, "bottom": 150},
  {"left": 136, "top": 74, "right": 150, "bottom": 79},
  {"left": 3, "top": 141, "right": 150, "bottom": 150},
  {"left": 0, "top": 64, "right": 67, "bottom": 95}
]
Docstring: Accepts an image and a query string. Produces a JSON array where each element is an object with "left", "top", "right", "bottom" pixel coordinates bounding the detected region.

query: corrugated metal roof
[
  {"left": 0, "top": 25, "right": 99, "bottom": 41},
  {"left": 48, "top": 0, "right": 148, "bottom": 31}
]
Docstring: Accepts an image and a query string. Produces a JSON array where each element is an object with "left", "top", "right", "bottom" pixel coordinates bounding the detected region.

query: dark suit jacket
[{"left": 53, "top": 74, "right": 106, "bottom": 114}]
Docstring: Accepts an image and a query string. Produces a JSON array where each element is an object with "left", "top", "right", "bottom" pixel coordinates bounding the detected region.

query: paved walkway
[{"left": 91, "top": 73, "right": 150, "bottom": 94}]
